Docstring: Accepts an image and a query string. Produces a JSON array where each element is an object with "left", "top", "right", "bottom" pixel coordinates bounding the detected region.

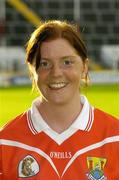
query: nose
[{"left": 50, "top": 63, "right": 63, "bottom": 77}]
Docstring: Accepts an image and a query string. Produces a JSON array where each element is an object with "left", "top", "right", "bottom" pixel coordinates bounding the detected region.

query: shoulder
[
  {"left": 94, "top": 108, "right": 118, "bottom": 121},
  {"left": 93, "top": 108, "right": 119, "bottom": 131},
  {"left": 0, "top": 111, "right": 28, "bottom": 137}
]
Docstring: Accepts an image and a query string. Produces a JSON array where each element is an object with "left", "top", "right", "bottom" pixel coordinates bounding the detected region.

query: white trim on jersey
[
  {"left": 0, "top": 139, "right": 60, "bottom": 178},
  {"left": 1, "top": 135, "right": 119, "bottom": 178},
  {"left": 27, "top": 110, "right": 38, "bottom": 135},
  {"left": 27, "top": 95, "right": 94, "bottom": 145},
  {"left": 85, "top": 105, "right": 94, "bottom": 131},
  {"left": 61, "top": 135, "right": 119, "bottom": 177}
]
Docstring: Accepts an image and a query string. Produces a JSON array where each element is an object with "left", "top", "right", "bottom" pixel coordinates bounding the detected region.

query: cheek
[
  {"left": 67, "top": 68, "right": 82, "bottom": 82},
  {"left": 36, "top": 70, "right": 48, "bottom": 83}
]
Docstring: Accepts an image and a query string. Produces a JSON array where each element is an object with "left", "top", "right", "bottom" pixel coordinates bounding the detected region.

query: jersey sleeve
[{"left": 0, "top": 136, "right": 3, "bottom": 180}]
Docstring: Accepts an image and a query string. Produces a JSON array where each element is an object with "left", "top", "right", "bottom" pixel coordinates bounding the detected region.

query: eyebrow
[
  {"left": 41, "top": 55, "right": 77, "bottom": 60},
  {"left": 61, "top": 55, "right": 77, "bottom": 59}
]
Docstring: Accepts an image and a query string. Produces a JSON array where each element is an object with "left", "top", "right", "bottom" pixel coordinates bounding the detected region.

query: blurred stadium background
[{"left": 0, "top": 0, "right": 119, "bottom": 126}]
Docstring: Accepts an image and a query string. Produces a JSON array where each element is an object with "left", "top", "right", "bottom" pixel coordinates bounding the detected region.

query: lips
[{"left": 48, "top": 82, "right": 68, "bottom": 89}]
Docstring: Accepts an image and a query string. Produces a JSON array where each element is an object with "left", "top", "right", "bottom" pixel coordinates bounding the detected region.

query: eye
[
  {"left": 39, "top": 59, "right": 52, "bottom": 69},
  {"left": 64, "top": 60, "right": 71, "bottom": 65},
  {"left": 63, "top": 59, "right": 74, "bottom": 66}
]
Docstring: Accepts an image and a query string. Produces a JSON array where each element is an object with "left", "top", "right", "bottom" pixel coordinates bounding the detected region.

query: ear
[{"left": 82, "top": 58, "right": 89, "bottom": 79}]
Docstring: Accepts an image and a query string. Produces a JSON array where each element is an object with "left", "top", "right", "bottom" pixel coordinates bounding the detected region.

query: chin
[{"left": 47, "top": 97, "right": 68, "bottom": 106}]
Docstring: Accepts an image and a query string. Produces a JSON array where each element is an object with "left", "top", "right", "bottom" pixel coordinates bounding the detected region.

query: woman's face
[{"left": 36, "top": 38, "right": 88, "bottom": 105}]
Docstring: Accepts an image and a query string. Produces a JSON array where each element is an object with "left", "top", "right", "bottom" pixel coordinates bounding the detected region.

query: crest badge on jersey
[
  {"left": 18, "top": 155, "right": 40, "bottom": 178},
  {"left": 86, "top": 157, "right": 107, "bottom": 180}
]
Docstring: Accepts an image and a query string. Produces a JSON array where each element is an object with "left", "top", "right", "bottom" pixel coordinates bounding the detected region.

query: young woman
[{"left": 0, "top": 20, "right": 119, "bottom": 180}]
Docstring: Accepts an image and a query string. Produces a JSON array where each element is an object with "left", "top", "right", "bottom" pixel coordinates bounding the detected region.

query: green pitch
[{"left": 0, "top": 84, "right": 119, "bottom": 127}]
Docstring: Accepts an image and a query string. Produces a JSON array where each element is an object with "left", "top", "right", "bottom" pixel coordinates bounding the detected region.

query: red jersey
[{"left": 0, "top": 96, "right": 119, "bottom": 180}]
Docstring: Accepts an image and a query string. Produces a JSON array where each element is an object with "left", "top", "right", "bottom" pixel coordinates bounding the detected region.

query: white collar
[{"left": 27, "top": 95, "right": 94, "bottom": 145}]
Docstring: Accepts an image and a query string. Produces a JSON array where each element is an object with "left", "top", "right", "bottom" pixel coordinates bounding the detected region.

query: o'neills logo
[
  {"left": 18, "top": 155, "right": 40, "bottom": 178},
  {"left": 50, "top": 151, "right": 72, "bottom": 159}
]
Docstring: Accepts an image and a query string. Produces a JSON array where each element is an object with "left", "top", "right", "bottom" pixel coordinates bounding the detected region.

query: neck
[{"left": 37, "top": 95, "right": 83, "bottom": 133}]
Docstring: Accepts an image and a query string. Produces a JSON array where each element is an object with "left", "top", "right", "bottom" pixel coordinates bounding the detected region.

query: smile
[{"left": 48, "top": 82, "right": 67, "bottom": 89}]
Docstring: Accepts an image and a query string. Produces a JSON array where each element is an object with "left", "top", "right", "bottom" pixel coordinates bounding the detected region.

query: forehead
[{"left": 40, "top": 38, "right": 78, "bottom": 58}]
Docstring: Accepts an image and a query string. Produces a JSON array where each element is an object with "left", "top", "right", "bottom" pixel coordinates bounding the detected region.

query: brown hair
[{"left": 26, "top": 20, "right": 89, "bottom": 87}]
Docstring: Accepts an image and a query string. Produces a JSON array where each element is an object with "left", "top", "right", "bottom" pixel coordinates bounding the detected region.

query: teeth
[{"left": 49, "top": 82, "right": 67, "bottom": 89}]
